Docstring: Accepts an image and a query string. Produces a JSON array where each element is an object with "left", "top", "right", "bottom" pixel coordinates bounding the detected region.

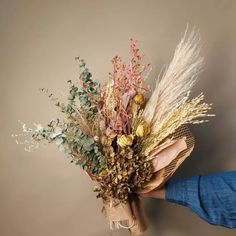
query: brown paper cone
[{"left": 102, "top": 195, "right": 148, "bottom": 236}]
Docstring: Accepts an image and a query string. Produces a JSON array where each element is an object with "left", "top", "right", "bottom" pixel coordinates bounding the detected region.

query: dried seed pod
[
  {"left": 100, "top": 135, "right": 108, "bottom": 146},
  {"left": 96, "top": 139, "right": 154, "bottom": 202}
]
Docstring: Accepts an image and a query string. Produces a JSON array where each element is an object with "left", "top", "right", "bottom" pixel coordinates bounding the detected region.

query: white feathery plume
[{"left": 142, "top": 28, "right": 204, "bottom": 133}]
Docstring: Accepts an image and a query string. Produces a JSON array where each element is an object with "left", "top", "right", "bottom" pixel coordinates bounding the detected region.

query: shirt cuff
[{"left": 165, "top": 175, "right": 200, "bottom": 207}]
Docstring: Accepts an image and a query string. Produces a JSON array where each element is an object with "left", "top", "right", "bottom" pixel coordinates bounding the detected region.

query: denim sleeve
[{"left": 165, "top": 171, "right": 236, "bottom": 228}]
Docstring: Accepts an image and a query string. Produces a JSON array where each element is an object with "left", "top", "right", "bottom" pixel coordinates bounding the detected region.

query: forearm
[{"left": 166, "top": 171, "right": 236, "bottom": 228}]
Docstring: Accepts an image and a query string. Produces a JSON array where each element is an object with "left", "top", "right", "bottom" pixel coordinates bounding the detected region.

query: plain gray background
[{"left": 1, "top": 0, "right": 236, "bottom": 235}]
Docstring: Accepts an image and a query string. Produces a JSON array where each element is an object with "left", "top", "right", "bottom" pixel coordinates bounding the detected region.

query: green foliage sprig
[
  {"left": 30, "top": 58, "right": 106, "bottom": 174},
  {"left": 76, "top": 58, "right": 100, "bottom": 120}
]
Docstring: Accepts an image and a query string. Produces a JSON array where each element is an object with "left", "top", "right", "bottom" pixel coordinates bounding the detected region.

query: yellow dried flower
[
  {"left": 117, "top": 134, "right": 134, "bottom": 148},
  {"left": 136, "top": 123, "right": 150, "bottom": 137},
  {"left": 133, "top": 93, "right": 145, "bottom": 104}
]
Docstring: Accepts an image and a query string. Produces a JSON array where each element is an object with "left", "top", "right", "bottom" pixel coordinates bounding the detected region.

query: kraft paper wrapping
[
  {"left": 140, "top": 125, "right": 195, "bottom": 193},
  {"left": 102, "top": 125, "right": 195, "bottom": 235},
  {"left": 103, "top": 195, "right": 148, "bottom": 236}
]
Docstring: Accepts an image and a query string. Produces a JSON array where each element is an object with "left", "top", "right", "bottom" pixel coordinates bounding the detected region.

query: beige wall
[{"left": 1, "top": 0, "right": 236, "bottom": 235}]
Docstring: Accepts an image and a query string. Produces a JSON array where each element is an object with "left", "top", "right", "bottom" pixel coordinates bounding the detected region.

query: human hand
[{"left": 140, "top": 188, "right": 166, "bottom": 200}]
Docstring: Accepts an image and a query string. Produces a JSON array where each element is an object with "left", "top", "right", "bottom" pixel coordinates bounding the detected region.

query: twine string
[{"left": 110, "top": 219, "right": 136, "bottom": 230}]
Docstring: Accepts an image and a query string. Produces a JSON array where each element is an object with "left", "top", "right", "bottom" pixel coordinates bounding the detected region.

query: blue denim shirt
[{"left": 166, "top": 171, "right": 236, "bottom": 228}]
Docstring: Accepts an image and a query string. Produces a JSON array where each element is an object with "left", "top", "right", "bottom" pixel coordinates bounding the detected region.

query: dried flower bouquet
[{"left": 15, "top": 29, "right": 213, "bottom": 235}]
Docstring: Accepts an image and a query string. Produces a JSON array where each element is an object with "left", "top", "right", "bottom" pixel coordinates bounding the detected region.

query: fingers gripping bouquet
[{"left": 15, "top": 30, "right": 213, "bottom": 235}]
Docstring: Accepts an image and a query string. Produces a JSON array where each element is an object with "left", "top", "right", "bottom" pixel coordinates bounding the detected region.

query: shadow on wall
[{"left": 144, "top": 35, "right": 236, "bottom": 236}]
